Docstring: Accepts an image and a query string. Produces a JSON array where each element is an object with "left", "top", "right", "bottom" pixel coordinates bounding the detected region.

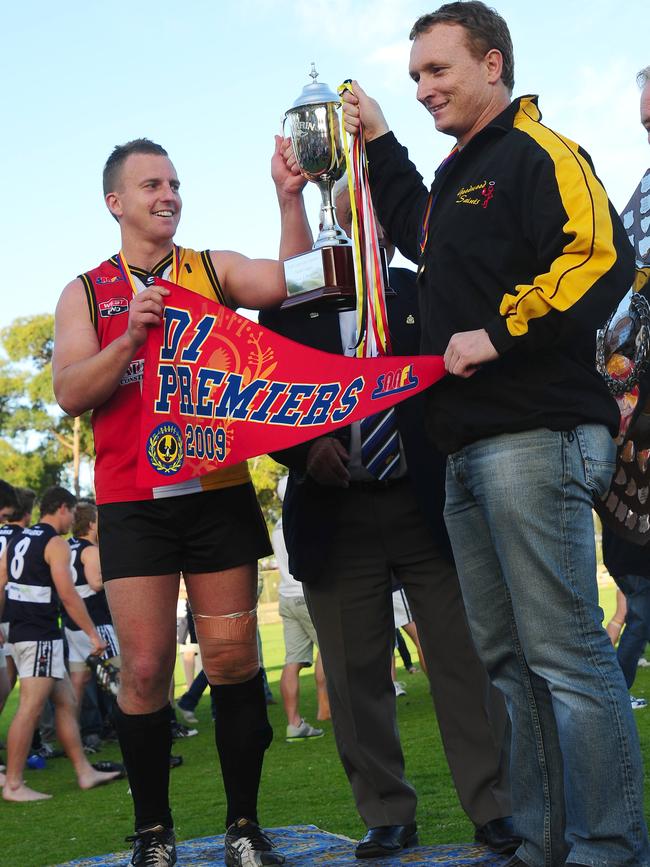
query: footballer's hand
[
  {"left": 127, "top": 286, "right": 170, "bottom": 348},
  {"left": 271, "top": 135, "right": 306, "bottom": 199},
  {"left": 89, "top": 632, "right": 108, "bottom": 657}
]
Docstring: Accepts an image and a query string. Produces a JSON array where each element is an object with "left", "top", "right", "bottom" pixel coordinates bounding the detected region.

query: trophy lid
[{"left": 289, "top": 63, "right": 339, "bottom": 109}]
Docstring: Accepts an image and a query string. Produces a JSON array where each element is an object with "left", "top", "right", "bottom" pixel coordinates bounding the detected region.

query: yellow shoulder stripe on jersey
[
  {"left": 200, "top": 250, "right": 227, "bottom": 306},
  {"left": 499, "top": 98, "right": 616, "bottom": 337},
  {"left": 79, "top": 272, "right": 98, "bottom": 330}
]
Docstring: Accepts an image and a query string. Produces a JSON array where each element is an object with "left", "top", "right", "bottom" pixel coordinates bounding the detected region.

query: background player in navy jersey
[
  {"left": 52, "top": 138, "right": 302, "bottom": 866},
  {"left": 1, "top": 487, "right": 36, "bottom": 723},
  {"left": 0, "top": 481, "right": 21, "bottom": 713},
  {"left": 64, "top": 501, "right": 120, "bottom": 713},
  {"left": 0, "top": 486, "right": 121, "bottom": 802},
  {"left": 0, "top": 479, "right": 19, "bottom": 787}
]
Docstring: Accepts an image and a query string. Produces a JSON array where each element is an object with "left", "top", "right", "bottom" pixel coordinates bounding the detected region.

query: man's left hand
[
  {"left": 444, "top": 329, "right": 498, "bottom": 378},
  {"left": 271, "top": 135, "right": 306, "bottom": 199}
]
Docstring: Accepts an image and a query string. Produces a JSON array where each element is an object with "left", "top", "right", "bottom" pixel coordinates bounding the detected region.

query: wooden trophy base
[{"left": 282, "top": 246, "right": 356, "bottom": 311}]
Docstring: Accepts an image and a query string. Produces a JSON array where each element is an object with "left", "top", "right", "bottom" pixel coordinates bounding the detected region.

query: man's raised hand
[{"left": 340, "top": 80, "right": 390, "bottom": 142}]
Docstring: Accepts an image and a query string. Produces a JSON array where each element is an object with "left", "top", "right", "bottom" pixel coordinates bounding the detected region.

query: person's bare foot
[
  {"left": 3, "top": 782, "right": 52, "bottom": 802},
  {"left": 77, "top": 768, "right": 122, "bottom": 790}
]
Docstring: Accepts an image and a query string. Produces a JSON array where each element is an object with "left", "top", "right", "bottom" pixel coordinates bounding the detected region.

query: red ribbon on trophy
[{"left": 136, "top": 280, "right": 446, "bottom": 488}]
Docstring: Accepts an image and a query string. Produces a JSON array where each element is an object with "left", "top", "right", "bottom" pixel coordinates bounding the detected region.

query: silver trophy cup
[{"left": 281, "top": 64, "right": 355, "bottom": 309}]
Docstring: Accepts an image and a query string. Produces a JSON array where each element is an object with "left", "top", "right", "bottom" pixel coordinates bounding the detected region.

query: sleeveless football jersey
[
  {"left": 80, "top": 246, "right": 251, "bottom": 504},
  {"left": 0, "top": 524, "right": 23, "bottom": 626},
  {"left": 6, "top": 523, "right": 61, "bottom": 643},
  {"left": 62, "top": 537, "right": 112, "bottom": 631}
]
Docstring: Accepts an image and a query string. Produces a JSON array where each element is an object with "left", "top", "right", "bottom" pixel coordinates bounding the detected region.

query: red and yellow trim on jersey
[
  {"left": 84, "top": 247, "right": 249, "bottom": 503},
  {"left": 499, "top": 97, "right": 617, "bottom": 338}
]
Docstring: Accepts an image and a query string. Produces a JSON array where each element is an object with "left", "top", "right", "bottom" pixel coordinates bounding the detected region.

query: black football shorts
[{"left": 98, "top": 483, "right": 271, "bottom": 580}]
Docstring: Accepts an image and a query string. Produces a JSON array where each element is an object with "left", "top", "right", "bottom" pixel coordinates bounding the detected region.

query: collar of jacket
[{"left": 429, "top": 94, "right": 539, "bottom": 196}]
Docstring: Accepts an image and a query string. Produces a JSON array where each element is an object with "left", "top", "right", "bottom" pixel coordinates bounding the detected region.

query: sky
[{"left": 1, "top": 0, "right": 648, "bottom": 329}]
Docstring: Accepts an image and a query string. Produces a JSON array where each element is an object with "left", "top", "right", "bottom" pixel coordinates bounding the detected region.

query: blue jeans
[
  {"left": 178, "top": 670, "right": 209, "bottom": 712},
  {"left": 616, "top": 574, "right": 650, "bottom": 689},
  {"left": 444, "top": 425, "right": 649, "bottom": 867}
]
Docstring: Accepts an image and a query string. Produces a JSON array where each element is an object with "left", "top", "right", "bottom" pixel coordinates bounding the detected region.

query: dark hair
[
  {"left": 638, "top": 66, "right": 650, "bottom": 89},
  {"left": 0, "top": 480, "right": 18, "bottom": 512},
  {"left": 72, "top": 501, "right": 97, "bottom": 537},
  {"left": 6, "top": 487, "right": 36, "bottom": 523},
  {"left": 102, "top": 138, "right": 168, "bottom": 196},
  {"left": 39, "top": 486, "right": 76, "bottom": 518},
  {"left": 410, "top": 1, "right": 514, "bottom": 93}
]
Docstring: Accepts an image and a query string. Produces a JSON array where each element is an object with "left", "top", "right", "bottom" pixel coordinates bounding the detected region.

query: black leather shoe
[
  {"left": 474, "top": 816, "right": 521, "bottom": 855},
  {"left": 355, "top": 823, "right": 418, "bottom": 858}
]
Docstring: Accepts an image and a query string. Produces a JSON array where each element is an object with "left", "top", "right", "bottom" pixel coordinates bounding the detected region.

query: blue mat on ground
[{"left": 57, "top": 824, "right": 512, "bottom": 865}]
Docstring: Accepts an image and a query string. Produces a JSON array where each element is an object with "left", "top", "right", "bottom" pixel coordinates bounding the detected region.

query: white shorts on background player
[
  {"left": 12, "top": 638, "right": 65, "bottom": 679},
  {"left": 65, "top": 623, "right": 120, "bottom": 668},
  {"left": 392, "top": 587, "right": 413, "bottom": 630}
]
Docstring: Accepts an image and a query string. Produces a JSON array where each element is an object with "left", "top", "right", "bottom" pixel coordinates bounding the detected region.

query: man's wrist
[
  {"left": 276, "top": 188, "right": 306, "bottom": 209},
  {"left": 365, "top": 124, "right": 390, "bottom": 142},
  {"left": 118, "top": 329, "right": 142, "bottom": 356}
]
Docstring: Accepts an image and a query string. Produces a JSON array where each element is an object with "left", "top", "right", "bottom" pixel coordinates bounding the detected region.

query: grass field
[{"left": 2, "top": 584, "right": 650, "bottom": 866}]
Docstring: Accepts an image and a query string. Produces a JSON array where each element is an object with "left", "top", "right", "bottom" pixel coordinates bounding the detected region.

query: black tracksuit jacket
[{"left": 366, "top": 95, "right": 635, "bottom": 454}]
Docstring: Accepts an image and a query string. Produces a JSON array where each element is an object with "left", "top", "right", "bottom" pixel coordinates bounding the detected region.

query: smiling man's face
[
  {"left": 106, "top": 152, "right": 182, "bottom": 242},
  {"left": 409, "top": 22, "right": 504, "bottom": 148}
]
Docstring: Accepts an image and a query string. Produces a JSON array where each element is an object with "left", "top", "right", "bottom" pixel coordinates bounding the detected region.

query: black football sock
[
  {"left": 113, "top": 701, "right": 173, "bottom": 831},
  {"left": 211, "top": 670, "right": 273, "bottom": 828}
]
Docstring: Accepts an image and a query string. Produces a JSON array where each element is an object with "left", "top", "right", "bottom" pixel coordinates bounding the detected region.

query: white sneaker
[
  {"left": 170, "top": 721, "right": 198, "bottom": 738},
  {"left": 286, "top": 719, "right": 324, "bottom": 742},
  {"left": 637, "top": 658, "right": 650, "bottom": 667},
  {"left": 630, "top": 695, "right": 647, "bottom": 710},
  {"left": 394, "top": 681, "right": 407, "bottom": 697}
]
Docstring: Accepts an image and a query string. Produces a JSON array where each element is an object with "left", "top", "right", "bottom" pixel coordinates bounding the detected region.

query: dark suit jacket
[{"left": 259, "top": 267, "right": 453, "bottom": 580}]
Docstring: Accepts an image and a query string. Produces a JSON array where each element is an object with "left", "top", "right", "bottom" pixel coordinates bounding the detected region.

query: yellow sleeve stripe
[
  {"left": 200, "top": 250, "right": 227, "bottom": 306},
  {"left": 79, "top": 273, "right": 97, "bottom": 330},
  {"left": 499, "top": 101, "right": 616, "bottom": 337}
]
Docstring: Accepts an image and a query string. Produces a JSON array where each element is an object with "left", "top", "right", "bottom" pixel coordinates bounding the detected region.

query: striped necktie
[{"left": 360, "top": 407, "right": 400, "bottom": 480}]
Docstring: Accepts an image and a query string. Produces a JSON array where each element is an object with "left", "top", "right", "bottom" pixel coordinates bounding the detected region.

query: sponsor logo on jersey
[
  {"left": 99, "top": 297, "right": 129, "bottom": 318},
  {"left": 95, "top": 275, "right": 124, "bottom": 285},
  {"left": 120, "top": 359, "right": 144, "bottom": 387},
  {"left": 146, "top": 422, "right": 184, "bottom": 476}
]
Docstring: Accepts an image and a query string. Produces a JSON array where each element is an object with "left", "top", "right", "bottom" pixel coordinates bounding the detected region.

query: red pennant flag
[{"left": 136, "top": 280, "right": 446, "bottom": 489}]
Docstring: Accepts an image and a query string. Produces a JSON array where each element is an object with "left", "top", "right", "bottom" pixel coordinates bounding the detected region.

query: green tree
[
  {"left": 248, "top": 453, "right": 286, "bottom": 529},
  {"left": 0, "top": 315, "right": 93, "bottom": 495}
]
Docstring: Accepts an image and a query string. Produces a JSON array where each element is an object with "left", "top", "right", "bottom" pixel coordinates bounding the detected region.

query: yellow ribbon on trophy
[{"left": 338, "top": 80, "right": 391, "bottom": 359}]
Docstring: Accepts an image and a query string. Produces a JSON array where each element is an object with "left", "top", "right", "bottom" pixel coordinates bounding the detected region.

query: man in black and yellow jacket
[{"left": 341, "top": 3, "right": 648, "bottom": 866}]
